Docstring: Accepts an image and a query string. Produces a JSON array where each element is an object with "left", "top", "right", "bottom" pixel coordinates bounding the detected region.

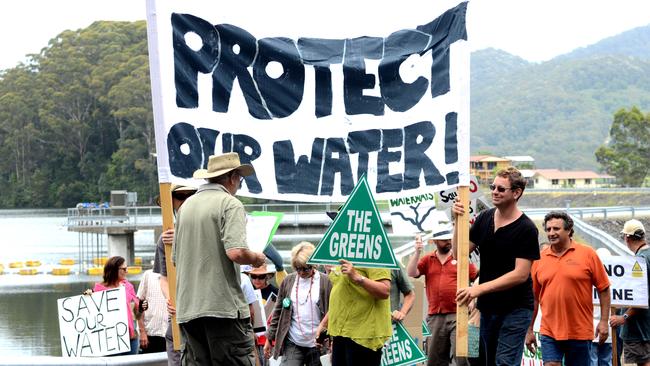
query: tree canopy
[
  {"left": 595, "top": 107, "right": 650, "bottom": 187},
  {"left": 0, "top": 20, "right": 155, "bottom": 208}
]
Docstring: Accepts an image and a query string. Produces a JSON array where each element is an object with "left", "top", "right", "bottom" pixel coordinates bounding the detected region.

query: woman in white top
[{"left": 264, "top": 242, "right": 333, "bottom": 366}]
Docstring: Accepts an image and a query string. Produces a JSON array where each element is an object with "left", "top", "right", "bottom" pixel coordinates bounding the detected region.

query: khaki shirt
[{"left": 173, "top": 183, "right": 249, "bottom": 323}]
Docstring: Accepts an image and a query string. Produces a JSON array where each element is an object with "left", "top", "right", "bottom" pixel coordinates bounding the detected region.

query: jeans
[
  {"left": 589, "top": 342, "right": 612, "bottom": 366},
  {"left": 480, "top": 308, "right": 532, "bottom": 366},
  {"left": 539, "top": 335, "right": 591, "bottom": 366}
]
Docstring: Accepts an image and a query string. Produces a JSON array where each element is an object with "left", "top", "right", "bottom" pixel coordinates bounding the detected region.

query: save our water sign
[{"left": 309, "top": 175, "right": 399, "bottom": 269}]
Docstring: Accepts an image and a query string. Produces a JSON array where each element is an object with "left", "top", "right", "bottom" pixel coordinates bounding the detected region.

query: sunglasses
[
  {"left": 119, "top": 267, "right": 128, "bottom": 272},
  {"left": 250, "top": 274, "right": 268, "bottom": 280},
  {"left": 295, "top": 266, "right": 313, "bottom": 273},
  {"left": 489, "top": 184, "right": 513, "bottom": 193}
]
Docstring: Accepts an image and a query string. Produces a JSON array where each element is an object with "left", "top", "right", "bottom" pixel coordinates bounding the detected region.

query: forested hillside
[
  {"left": 0, "top": 21, "right": 155, "bottom": 207},
  {"left": 1, "top": 21, "right": 649, "bottom": 207},
  {"left": 471, "top": 25, "right": 650, "bottom": 169}
]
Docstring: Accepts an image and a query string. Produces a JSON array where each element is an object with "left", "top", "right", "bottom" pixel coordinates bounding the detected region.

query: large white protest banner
[
  {"left": 57, "top": 287, "right": 130, "bottom": 357},
  {"left": 146, "top": 0, "right": 471, "bottom": 202},
  {"left": 594, "top": 255, "right": 649, "bottom": 308}
]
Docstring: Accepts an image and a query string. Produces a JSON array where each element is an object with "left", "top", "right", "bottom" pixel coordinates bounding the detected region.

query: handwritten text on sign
[
  {"left": 146, "top": 0, "right": 471, "bottom": 201},
  {"left": 57, "top": 287, "right": 130, "bottom": 357}
]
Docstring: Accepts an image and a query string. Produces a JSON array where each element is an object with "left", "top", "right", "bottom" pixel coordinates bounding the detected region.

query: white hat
[
  {"left": 431, "top": 225, "right": 453, "bottom": 240},
  {"left": 621, "top": 219, "right": 645, "bottom": 236}
]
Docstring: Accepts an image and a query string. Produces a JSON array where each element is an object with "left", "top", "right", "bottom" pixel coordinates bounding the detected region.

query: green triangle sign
[
  {"left": 422, "top": 320, "right": 431, "bottom": 336},
  {"left": 308, "top": 175, "right": 399, "bottom": 269},
  {"left": 381, "top": 321, "right": 428, "bottom": 366}
]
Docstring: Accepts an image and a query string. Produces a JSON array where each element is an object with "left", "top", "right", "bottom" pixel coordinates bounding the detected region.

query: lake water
[{"left": 0, "top": 210, "right": 154, "bottom": 356}]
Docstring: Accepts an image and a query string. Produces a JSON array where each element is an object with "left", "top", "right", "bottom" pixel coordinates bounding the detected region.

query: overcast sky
[{"left": 1, "top": 0, "right": 649, "bottom": 71}]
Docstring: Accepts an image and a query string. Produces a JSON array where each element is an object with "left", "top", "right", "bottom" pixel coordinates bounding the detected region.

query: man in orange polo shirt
[{"left": 525, "top": 211, "right": 611, "bottom": 366}]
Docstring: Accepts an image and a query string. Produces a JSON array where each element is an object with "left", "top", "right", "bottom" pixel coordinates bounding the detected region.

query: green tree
[{"left": 595, "top": 107, "right": 650, "bottom": 187}]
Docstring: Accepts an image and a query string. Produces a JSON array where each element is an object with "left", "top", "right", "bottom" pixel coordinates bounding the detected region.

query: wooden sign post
[
  {"left": 159, "top": 182, "right": 182, "bottom": 350},
  {"left": 455, "top": 186, "right": 470, "bottom": 357}
]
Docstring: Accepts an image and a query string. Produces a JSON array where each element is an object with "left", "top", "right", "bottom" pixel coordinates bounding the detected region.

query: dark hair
[
  {"left": 496, "top": 166, "right": 527, "bottom": 200},
  {"left": 629, "top": 230, "right": 645, "bottom": 241},
  {"left": 543, "top": 211, "right": 574, "bottom": 237},
  {"left": 103, "top": 256, "right": 125, "bottom": 286}
]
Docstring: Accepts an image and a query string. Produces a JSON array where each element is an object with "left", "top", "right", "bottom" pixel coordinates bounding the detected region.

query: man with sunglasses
[
  {"left": 609, "top": 220, "right": 650, "bottom": 366},
  {"left": 173, "top": 152, "right": 267, "bottom": 365},
  {"left": 452, "top": 166, "right": 540, "bottom": 365}
]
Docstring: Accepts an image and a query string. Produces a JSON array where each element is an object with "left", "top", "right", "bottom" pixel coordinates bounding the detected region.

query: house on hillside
[
  {"left": 532, "top": 169, "right": 615, "bottom": 188},
  {"left": 470, "top": 155, "right": 512, "bottom": 183},
  {"left": 504, "top": 155, "right": 535, "bottom": 169}
]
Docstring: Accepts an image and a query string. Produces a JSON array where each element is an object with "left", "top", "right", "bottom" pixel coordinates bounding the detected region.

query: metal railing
[
  {"left": 571, "top": 215, "right": 633, "bottom": 256},
  {"left": 66, "top": 206, "right": 161, "bottom": 229}
]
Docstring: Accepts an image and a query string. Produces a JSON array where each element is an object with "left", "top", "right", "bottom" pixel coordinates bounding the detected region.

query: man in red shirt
[
  {"left": 525, "top": 211, "right": 611, "bottom": 366},
  {"left": 407, "top": 226, "right": 478, "bottom": 366}
]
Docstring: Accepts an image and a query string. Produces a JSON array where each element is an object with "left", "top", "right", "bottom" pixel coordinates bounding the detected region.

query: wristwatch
[
  {"left": 355, "top": 275, "right": 366, "bottom": 285},
  {"left": 623, "top": 313, "right": 629, "bottom": 321}
]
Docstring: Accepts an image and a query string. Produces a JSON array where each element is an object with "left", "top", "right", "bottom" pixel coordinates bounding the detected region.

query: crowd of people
[{"left": 90, "top": 153, "right": 649, "bottom": 366}]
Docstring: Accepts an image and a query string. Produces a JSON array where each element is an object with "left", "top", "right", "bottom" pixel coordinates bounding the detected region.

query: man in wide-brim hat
[{"left": 173, "top": 152, "right": 266, "bottom": 365}]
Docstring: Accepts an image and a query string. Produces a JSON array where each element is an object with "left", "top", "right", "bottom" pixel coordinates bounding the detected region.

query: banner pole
[
  {"left": 455, "top": 186, "right": 470, "bottom": 357},
  {"left": 159, "top": 183, "right": 182, "bottom": 351}
]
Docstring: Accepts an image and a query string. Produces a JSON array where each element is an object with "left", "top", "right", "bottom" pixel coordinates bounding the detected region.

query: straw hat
[
  {"left": 155, "top": 184, "right": 197, "bottom": 206},
  {"left": 193, "top": 152, "right": 254, "bottom": 179}
]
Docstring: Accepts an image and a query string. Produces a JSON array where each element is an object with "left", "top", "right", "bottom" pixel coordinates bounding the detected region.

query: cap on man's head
[
  {"left": 192, "top": 152, "right": 254, "bottom": 180},
  {"left": 621, "top": 219, "right": 645, "bottom": 236}
]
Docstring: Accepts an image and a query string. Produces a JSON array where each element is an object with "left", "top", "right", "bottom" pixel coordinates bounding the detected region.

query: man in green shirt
[{"left": 173, "top": 152, "right": 266, "bottom": 365}]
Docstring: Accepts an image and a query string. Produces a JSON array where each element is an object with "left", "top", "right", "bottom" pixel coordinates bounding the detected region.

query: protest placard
[
  {"left": 246, "top": 211, "right": 284, "bottom": 252},
  {"left": 308, "top": 175, "right": 398, "bottom": 269},
  {"left": 146, "top": 0, "right": 471, "bottom": 202},
  {"left": 57, "top": 287, "right": 130, "bottom": 357},
  {"left": 381, "top": 322, "right": 427, "bottom": 366},
  {"left": 595, "top": 255, "right": 649, "bottom": 308}
]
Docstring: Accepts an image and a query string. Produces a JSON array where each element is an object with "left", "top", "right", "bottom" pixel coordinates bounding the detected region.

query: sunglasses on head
[
  {"left": 295, "top": 266, "right": 313, "bottom": 273},
  {"left": 489, "top": 184, "right": 513, "bottom": 193},
  {"left": 250, "top": 274, "right": 268, "bottom": 280}
]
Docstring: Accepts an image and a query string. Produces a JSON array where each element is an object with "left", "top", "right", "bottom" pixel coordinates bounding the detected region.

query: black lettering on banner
[
  {"left": 232, "top": 134, "right": 262, "bottom": 193},
  {"left": 321, "top": 138, "right": 354, "bottom": 196},
  {"left": 380, "top": 29, "right": 430, "bottom": 112},
  {"left": 343, "top": 37, "right": 384, "bottom": 116},
  {"left": 404, "top": 120, "right": 444, "bottom": 189},
  {"left": 254, "top": 37, "right": 304, "bottom": 118},
  {"left": 213, "top": 24, "right": 270, "bottom": 119},
  {"left": 168, "top": 122, "right": 203, "bottom": 177},
  {"left": 347, "top": 129, "right": 381, "bottom": 180},
  {"left": 197, "top": 128, "right": 220, "bottom": 168},
  {"left": 171, "top": 2, "right": 467, "bottom": 118},
  {"left": 604, "top": 264, "right": 625, "bottom": 277},
  {"left": 171, "top": 13, "right": 219, "bottom": 109},
  {"left": 273, "top": 139, "right": 324, "bottom": 195},
  {"left": 297, "top": 38, "right": 345, "bottom": 117},
  {"left": 416, "top": 2, "right": 468, "bottom": 99},
  {"left": 377, "top": 128, "right": 403, "bottom": 193}
]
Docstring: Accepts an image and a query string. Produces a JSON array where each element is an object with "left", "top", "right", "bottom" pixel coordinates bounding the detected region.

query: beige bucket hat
[{"left": 192, "top": 152, "right": 254, "bottom": 179}]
